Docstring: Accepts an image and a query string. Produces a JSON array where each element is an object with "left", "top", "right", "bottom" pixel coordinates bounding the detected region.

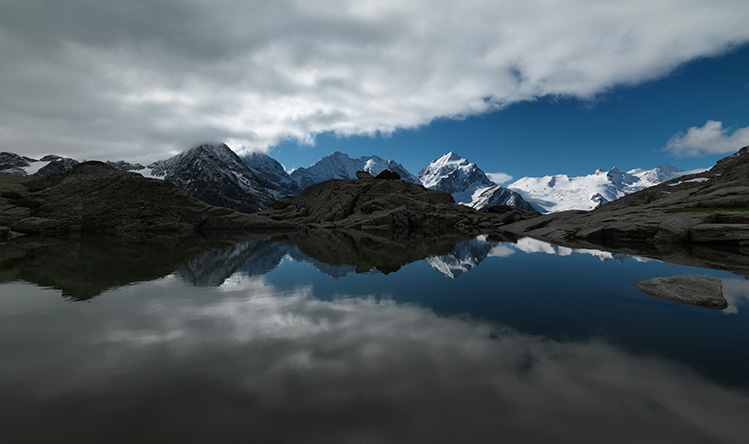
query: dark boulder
[{"left": 375, "top": 170, "right": 401, "bottom": 180}]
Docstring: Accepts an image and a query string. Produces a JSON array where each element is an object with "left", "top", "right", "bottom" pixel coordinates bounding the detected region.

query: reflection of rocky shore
[
  {"left": 0, "top": 234, "right": 265, "bottom": 300},
  {"left": 177, "top": 238, "right": 291, "bottom": 286},
  {"left": 5, "top": 228, "right": 747, "bottom": 302},
  {"left": 0, "top": 231, "right": 490, "bottom": 300},
  {"left": 516, "top": 235, "right": 749, "bottom": 276},
  {"left": 274, "top": 229, "right": 477, "bottom": 275}
]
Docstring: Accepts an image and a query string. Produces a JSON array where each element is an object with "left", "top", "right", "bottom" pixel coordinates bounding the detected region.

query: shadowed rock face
[
  {"left": 0, "top": 162, "right": 295, "bottom": 237},
  {"left": 502, "top": 145, "right": 749, "bottom": 248}
]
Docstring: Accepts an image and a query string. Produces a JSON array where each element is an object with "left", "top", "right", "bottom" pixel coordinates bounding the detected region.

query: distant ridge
[
  {"left": 508, "top": 164, "right": 688, "bottom": 213},
  {"left": 290, "top": 151, "right": 419, "bottom": 189}
]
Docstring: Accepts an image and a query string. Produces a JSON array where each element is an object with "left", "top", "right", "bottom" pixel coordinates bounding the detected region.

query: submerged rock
[{"left": 635, "top": 275, "right": 727, "bottom": 309}]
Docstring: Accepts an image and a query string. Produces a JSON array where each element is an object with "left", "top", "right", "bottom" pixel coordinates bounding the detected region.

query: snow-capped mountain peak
[
  {"left": 418, "top": 152, "right": 535, "bottom": 211},
  {"left": 147, "top": 143, "right": 276, "bottom": 213},
  {"left": 418, "top": 152, "right": 495, "bottom": 194}
]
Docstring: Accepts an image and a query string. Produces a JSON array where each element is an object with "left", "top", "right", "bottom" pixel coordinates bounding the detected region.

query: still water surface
[{"left": 1, "top": 233, "right": 748, "bottom": 443}]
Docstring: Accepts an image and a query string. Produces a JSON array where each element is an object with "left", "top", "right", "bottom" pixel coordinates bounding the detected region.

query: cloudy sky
[{"left": 1, "top": 0, "right": 749, "bottom": 178}]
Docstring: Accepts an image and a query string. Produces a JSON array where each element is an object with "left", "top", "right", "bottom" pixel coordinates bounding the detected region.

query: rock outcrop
[
  {"left": 375, "top": 170, "right": 401, "bottom": 180},
  {"left": 259, "top": 177, "right": 538, "bottom": 233},
  {"left": 635, "top": 276, "right": 727, "bottom": 309}
]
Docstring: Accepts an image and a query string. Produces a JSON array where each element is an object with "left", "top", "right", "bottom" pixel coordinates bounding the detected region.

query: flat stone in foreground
[{"left": 635, "top": 276, "right": 727, "bottom": 309}]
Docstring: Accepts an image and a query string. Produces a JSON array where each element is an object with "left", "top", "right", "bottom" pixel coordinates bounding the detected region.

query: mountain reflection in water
[{"left": 1, "top": 231, "right": 749, "bottom": 443}]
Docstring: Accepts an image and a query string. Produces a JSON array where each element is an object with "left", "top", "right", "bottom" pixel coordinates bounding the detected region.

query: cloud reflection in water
[{"left": 1, "top": 276, "right": 747, "bottom": 443}]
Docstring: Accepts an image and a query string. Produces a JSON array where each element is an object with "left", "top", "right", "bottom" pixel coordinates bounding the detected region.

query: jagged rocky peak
[
  {"left": 419, "top": 152, "right": 495, "bottom": 192},
  {"left": 290, "top": 151, "right": 418, "bottom": 189},
  {"left": 470, "top": 185, "right": 538, "bottom": 212},
  {"left": 418, "top": 151, "right": 495, "bottom": 192},
  {"left": 149, "top": 143, "right": 239, "bottom": 176},
  {"left": 147, "top": 142, "right": 276, "bottom": 214},
  {"left": 418, "top": 151, "right": 534, "bottom": 212}
]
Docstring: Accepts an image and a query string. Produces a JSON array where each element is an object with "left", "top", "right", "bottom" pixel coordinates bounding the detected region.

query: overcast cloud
[
  {"left": 665, "top": 120, "right": 749, "bottom": 157},
  {"left": 2, "top": 0, "right": 749, "bottom": 162}
]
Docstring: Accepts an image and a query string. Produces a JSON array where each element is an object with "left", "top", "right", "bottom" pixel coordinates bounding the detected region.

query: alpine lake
[{"left": 1, "top": 230, "right": 748, "bottom": 443}]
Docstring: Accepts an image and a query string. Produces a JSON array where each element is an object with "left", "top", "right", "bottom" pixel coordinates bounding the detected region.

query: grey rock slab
[
  {"left": 689, "top": 223, "right": 749, "bottom": 243},
  {"left": 635, "top": 275, "right": 727, "bottom": 309},
  {"left": 654, "top": 213, "right": 715, "bottom": 244}
]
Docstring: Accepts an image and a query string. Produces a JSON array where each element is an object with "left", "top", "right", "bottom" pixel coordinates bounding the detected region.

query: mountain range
[
  {"left": 290, "top": 151, "right": 419, "bottom": 188},
  {"left": 0, "top": 144, "right": 691, "bottom": 215},
  {"left": 507, "top": 164, "right": 689, "bottom": 213}
]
